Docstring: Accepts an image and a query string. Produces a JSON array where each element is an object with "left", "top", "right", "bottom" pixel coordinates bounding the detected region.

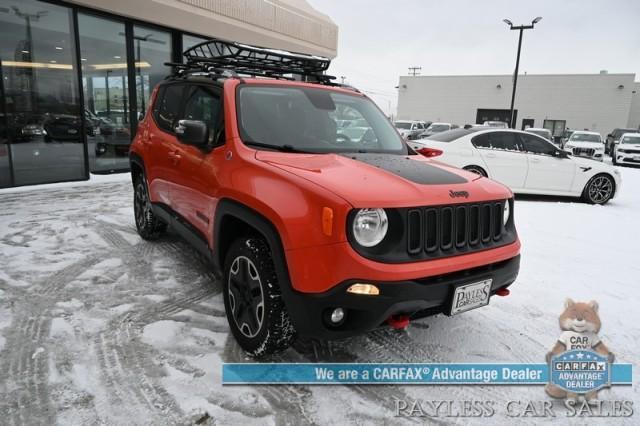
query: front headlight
[
  {"left": 503, "top": 201, "right": 511, "bottom": 226},
  {"left": 352, "top": 208, "right": 388, "bottom": 247}
]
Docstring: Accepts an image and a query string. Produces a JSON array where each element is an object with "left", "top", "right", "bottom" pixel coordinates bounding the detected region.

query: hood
[
  {"left": 565, "top": 140, "right": 603, "bottom": 149},
  {"left": 619, "top": 144, "right": 640, "bottom": 150},
  {"left": 256, "top": 151, "right": 512, "bottom": 208}
]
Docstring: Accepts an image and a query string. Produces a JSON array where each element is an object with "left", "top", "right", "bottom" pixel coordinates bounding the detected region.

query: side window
[
  {"left": 520, "top": 134, "right": 557, "bottom": 156},
  {"left": 473, "top": 132, "right": 521, "bottom": 151},
  {"left": 182, "top": 86, "right": 223, "bottom": 145},
  {"left": 153, "top": 84, "right": 184, "bottom": 133}
]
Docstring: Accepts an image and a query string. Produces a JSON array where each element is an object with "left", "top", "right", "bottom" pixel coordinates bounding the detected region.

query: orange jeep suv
[{"left": 130, "top": 40, "right": 521, "bottom": 356}]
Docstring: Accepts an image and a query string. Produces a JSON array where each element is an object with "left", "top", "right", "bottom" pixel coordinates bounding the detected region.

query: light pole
[{"left": 503, "top": 16, "right": 542, "bottom": 129}]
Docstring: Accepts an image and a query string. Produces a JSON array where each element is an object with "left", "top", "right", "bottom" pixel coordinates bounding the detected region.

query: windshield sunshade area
[{"left": 237, "top": 86, "right": 407, "bottom": 154}]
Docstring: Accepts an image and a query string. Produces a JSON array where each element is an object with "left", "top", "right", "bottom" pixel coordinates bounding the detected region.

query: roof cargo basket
[{"left": 172, "top": 38, "right": 336, "bottom": 83}]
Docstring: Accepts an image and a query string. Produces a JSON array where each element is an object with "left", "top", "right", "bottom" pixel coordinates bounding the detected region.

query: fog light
[
  {"left": 346, "top": 283, "right": 380, "bottom": 296},
  {"left": 330, "top": 308, "right": 345, "bottom": 324}
]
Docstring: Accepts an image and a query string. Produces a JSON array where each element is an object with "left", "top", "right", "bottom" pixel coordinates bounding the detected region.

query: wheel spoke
[{"left": 227, "top": 255, "right": 265, "bottom": 338}]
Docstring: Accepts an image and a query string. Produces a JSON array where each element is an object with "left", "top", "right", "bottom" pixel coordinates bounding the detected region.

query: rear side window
[
  {"left": 153, "top": 84, "right": 184, "bottom": 133},
  {"left": 472, "top": 131, "right": 522, "bottom": 151}
]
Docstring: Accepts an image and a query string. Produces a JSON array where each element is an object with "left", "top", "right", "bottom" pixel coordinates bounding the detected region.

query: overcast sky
[{"left": 307, "top": 0, "right": 640, "bottom": 115}]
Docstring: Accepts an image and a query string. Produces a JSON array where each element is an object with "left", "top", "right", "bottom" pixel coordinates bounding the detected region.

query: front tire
[
  {"left": 463, "top": 165, "right": 488, "bottom": 177},
  {"left": 223, "top": 237, "right": 296, "bottom": 357},
  {"left": 582, "top": 174, "right": 615, "bottom": 205},
  {"left": 133, "top": 174, "right": 167, "bottom": 240}
]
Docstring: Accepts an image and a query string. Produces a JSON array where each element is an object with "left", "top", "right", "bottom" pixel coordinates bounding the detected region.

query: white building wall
[
  {"left": 627, "top": 82, "right": 640, "bottom": 129},
  {"left": 397, "top": 73, "right": 636, "bottom": 136}
]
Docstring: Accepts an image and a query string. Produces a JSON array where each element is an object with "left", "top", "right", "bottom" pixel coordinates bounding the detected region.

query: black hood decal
[{"left": 341, "top": 153, "right": 468, "bottom": 185}]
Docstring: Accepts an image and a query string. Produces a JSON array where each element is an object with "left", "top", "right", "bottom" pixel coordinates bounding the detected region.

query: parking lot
[{"left": 0, "top": 165, "right": 638, "bottom": 424}]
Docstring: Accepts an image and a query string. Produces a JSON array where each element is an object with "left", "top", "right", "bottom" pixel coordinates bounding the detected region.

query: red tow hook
[
  {"left": 387, "top": 315, "right": 410, "bottom": 330},
  {"left": 495, "top": 288, "right": 511, "bottom": 297}
]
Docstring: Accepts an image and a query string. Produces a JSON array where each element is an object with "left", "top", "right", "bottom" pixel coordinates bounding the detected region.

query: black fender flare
[{"left": 129, "top": 152, "right": 146, "bottom": 184}]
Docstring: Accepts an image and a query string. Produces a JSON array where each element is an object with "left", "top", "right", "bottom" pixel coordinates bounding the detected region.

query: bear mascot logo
[{"left": 545, "top": 298, "right": 615, "bottom": 403}]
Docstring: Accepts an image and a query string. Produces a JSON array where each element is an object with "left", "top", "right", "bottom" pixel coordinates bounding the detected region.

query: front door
[
  {"left": 171, "top": 85, "right": 224, "bottom": 238},
  {"left": 519, "top": 133, "right": 575, "bottom": 192}
]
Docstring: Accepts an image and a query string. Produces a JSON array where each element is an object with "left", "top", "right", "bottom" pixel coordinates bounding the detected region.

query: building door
[
  {"left": 522, "top": 118, "right": 534, "bottom": 130},
  {"left": 0, "top": 0, "right": 86, "bottom": 186},
  {"left": 543, "top": 119, "right": 566, "bottom": 142},
  {"left": 476, "top": 108, "right": 516, "bottom": 127}
]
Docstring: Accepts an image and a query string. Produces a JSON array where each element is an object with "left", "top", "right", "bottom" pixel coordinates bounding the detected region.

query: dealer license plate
[{"left": 450, "top": 279, "right": 492, "bottom": 315}]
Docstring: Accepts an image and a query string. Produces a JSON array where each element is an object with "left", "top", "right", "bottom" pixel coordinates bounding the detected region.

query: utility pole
[
  {"left": 503, "top": 17, "right": 542, "bottom": 129},
  {"left": 408, "top": 66, "right": 421, "bottom": 77}
]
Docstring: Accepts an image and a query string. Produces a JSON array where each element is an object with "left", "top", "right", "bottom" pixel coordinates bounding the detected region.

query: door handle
[{"left": 486, "top": 153, "right": 497, "bottom": 158}]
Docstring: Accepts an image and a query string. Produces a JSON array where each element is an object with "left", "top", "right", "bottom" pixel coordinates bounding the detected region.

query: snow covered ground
[{"left": 0, "top": 168, "right": 638, "bottom": 425}]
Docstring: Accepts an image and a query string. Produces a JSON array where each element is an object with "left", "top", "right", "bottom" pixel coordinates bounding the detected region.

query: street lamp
[{"left": 503, "top": 16, "right": 542, "bottom": 129}]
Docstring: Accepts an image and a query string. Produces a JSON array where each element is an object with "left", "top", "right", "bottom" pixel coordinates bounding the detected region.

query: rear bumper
[{"left": 283, "top": 254, "right": 520, "bottom": 340}]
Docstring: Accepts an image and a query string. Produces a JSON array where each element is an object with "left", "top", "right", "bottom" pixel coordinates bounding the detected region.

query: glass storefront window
[
  {"left": 78, "top": 13, "right": 130, "bottom": 173},
  {"left": 133, "top": 25, "right": 171, "bottom": 122},
  {"left": 0, "top": 0, "right": 86, "bottom": 186}
]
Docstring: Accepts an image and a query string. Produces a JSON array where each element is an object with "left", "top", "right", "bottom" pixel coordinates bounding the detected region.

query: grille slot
[
  {"left": 455, "top": 206, "right": 467, "bottom": 248},
  {"left": 407, "top": 209, "right": 422, "bottom": 254},
  {"left": 440, "top": 207, "right": 454, "bottom": 250},
  {"left": 468, "top": 205, "right": 480, "bottom": 245},
  {"left": 493, "top": 203, "right": 503, "bottom": 240},
  {"left": 425, "top": 209, "right": 438, "bottom": 252}
]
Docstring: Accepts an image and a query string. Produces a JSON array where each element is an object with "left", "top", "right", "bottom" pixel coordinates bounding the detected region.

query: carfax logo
[{"left": 545, "top": 299, "right": 615, "bottom": 403}]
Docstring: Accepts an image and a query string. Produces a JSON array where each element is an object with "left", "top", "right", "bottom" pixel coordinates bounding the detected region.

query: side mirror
[
  {"left": 614, "top": 139, "right": 621, "bottom": 145},
  {"left": 554, "top": 150, "right": 569, "bottom": 159},
  {"left": 137, "top": 111, "right": 145, "bottom": 122},
  {"left": 607, "top": 134, "right": 612, "bottom": 138},
  {"left": 175, "top": 119, "right": 208, "bottom": 146}
]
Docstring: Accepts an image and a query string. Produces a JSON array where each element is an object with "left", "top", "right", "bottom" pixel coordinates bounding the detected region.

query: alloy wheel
[
  {"left": 228, "top": 255, "right": 265, "bottom": 338},
  {"left": 134, "top": 181, "right": 151, "bottom": 229},
  {"left": 588, "top": 176, "right": 613, "bottom": 204}
]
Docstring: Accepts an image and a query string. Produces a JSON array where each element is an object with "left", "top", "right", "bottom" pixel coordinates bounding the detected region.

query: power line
[{"left": 408, "top": 66, "right": 422, "bottom": 76}]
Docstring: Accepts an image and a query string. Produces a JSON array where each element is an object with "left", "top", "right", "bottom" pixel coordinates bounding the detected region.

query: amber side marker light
[
  {"left": 347, "top": 283, "right": 380, "bottom": 296},
  {"left": 322, "top": 207, "right": 333, "bottom": 236}
]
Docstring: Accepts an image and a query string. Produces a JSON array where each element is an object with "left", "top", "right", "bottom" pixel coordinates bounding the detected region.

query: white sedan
[
  {"left": 410, "top": 128, "right": 622, "bottom": 204},
  {"left": 613, "top": 133, "right": 640, "bottom": 166}
]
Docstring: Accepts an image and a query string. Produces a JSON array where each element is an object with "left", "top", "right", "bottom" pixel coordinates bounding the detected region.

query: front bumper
[{"left": 283, "top": 255, "right": 520, "bottom": 340}]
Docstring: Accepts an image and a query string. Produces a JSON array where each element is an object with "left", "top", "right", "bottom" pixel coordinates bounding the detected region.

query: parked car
[
  {"left": 563, "top": 131, "right": 605, "bottom": 161},
  {"left": 612, "top": 132, "right": 640, "bottom": 166},
  {"left": 418, "top": 122, "right": 454, "bottom": 138},
  {"left": 130, "top": 38, "right": 521, "bottom": 356},
  {"left": 483, "top": 121, "right": 509, "bottom": 128},
  {"left": 525, "top": 127, "right": 553, "bottom": 143},
  {"left": 560, "top": 129, "right": 576, "bottom": 148},
  {"left": 394, "top": 120, "right": 425, "bottom": 140},
  {"left": 410, "top": 128, "right": 621, "bottom": 204},
  {"left": 606, "top": 128, "right": 639, "bottom": 155},
  {"left": 43, "top": 114, "right": 101, "bottom": 142}
]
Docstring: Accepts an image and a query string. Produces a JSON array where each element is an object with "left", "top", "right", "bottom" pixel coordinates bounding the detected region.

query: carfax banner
[{"left": 223, "top": 361, "right": 633, "bottom": 385}]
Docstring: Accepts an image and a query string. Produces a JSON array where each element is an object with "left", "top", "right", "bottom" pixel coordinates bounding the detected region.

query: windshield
[
  {"left": 427, "top": 124, "right": 450, "bottom": 132},
  {"left": 621, "top": 135, "right": 640, "bottom": 144},
  {"left": 394, "top": 122, "right": 412, "bottom": 129},
  {"left": 238, "top": 86, "right": 406, "bottom": 154},
  {"left": 570, "top": 133, "right": 601, "bottom": 143}
]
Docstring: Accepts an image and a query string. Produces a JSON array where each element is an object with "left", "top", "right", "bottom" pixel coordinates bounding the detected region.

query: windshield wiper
[{"left": 243, "top": 140, "right": 314, "bottom": 154}]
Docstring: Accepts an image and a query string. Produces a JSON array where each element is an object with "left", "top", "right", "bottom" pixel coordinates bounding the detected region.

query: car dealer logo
[{"left": 449, "top": 190, "right": 469, "bottom": 198}]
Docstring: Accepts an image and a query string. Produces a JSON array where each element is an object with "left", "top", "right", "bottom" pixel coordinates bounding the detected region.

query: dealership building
[
  {"left": 397, "top": 72, "right": 640, "bottom": 138},
  {"left": 0, "top": 0, "right": 338, "bottom": 188}
]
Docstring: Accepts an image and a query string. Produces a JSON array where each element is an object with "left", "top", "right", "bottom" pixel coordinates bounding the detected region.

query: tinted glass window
[
  {"left": 473, "top": 132, "right": 521, "bottom": 151},
  {"left": 520, "top": 134, "right": 557, "bottom": 155},
  {"left": 0, "top": 0, "right": 86, "bottom": 186},
  {"left": 182, "top": 86, "right": 221, "bottom": 144},
  {"left": 153, "top": 85, "right": 184, "bottom": 133}
]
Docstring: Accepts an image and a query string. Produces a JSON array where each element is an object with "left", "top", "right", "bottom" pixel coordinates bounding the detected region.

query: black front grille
[
  {"left": 573, "top": 147, "right": 595, "bottom": 156},
  {"left": 406, "top": 201, "right": 508, "bottom": 259},
  {"left": 347, "top": 200, "right": 516, "bottom": 264},
  {"left": 622, "top": 149, "right": 640, "bottom": 154}
]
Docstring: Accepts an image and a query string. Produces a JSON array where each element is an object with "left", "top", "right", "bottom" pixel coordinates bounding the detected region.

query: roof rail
[{"left": 175, "top": 38, "right": 336, "bottom": 83}]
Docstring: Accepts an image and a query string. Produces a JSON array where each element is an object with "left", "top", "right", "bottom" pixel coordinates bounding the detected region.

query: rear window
[{"left": 426, "top": 128, "right": 480, "bottom": 142}]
